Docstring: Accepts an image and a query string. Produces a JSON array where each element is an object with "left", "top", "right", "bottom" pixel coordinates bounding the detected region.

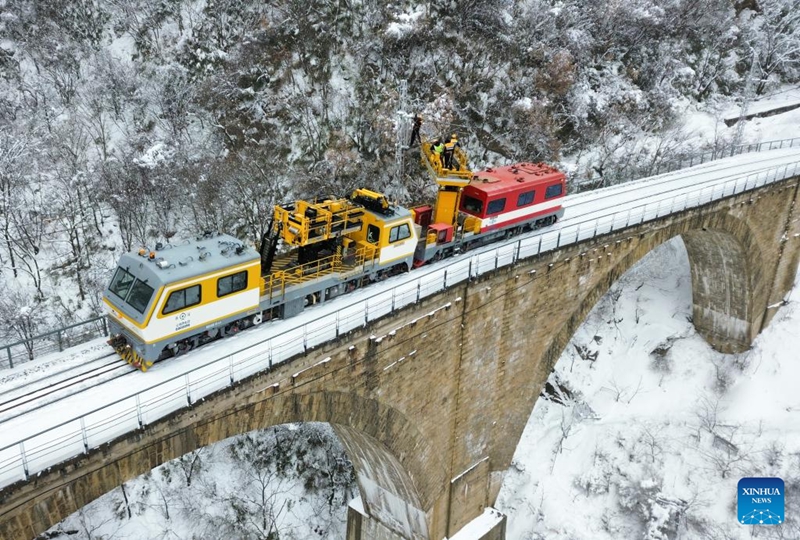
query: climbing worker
[
  {"left": 443, "top": 133, "right": 459, "bottom": 170},
  {"left": 432, "top": 138, "right": 444, "bottom": 170},
  {"left": 408, "top": 114, "right": 423, "bottom": 147}
]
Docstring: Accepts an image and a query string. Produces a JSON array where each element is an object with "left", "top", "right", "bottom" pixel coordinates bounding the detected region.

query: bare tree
[
  {"left": 218, "top": 433, "right": 294, "bottom": 539},
  {"left": 0, "top": 288, "right": 43, "bottom": 362},
  {"left": 0, "top": 129, "right": 29, "bottom": 279},
  {"left": 177, "top": 448, "right": 204, "bottom": 487},
  {"left": 752, "top": 0, "right": 800, "bottom": 95}
]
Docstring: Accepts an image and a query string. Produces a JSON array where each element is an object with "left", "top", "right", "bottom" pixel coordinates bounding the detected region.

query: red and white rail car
[{"left": 460, "top": 162, "right": 566, "bottom": 233}]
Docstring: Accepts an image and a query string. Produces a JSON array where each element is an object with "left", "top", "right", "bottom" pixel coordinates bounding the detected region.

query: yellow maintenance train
[{"left": 104, "top": 137, "right": 565, "bottom": 370}]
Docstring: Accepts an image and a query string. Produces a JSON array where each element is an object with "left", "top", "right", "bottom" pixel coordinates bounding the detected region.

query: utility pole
[
  {"left": 395, "top": 80, "right": 408, "bottom": 184},
  {"left": 735, "top": 45, "right": 760, "bottom": 145}
]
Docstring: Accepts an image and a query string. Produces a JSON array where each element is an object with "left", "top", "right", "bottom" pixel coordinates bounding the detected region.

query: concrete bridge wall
[{"left": 1, "top": 175, "right": 799, "bottom": 540}]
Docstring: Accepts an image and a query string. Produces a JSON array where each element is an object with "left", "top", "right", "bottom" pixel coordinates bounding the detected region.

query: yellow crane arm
[{"left": 420, "top": 136, "right": 473, "bottom": 227}]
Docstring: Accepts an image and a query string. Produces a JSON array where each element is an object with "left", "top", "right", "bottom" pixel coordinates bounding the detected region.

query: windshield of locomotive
[
  {"left": 461, "top": 195, "right": 483, "bottom": 215},
  {"left": 108, "top": 267, "right": 155, "bottom": 314}
]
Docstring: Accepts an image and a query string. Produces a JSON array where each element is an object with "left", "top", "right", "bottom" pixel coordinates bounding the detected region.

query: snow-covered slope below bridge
[{"left": 497, "top": 237, "right": 800, "bottom": 539}]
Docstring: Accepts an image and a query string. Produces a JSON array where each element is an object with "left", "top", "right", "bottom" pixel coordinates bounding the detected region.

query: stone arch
[
  {"left": 0, "top": 390, "right": 439, "bottom": 540},
  {"left": 272, "top": 391, "right": 438, "bottom": 539},
  {"left": 539, "top": 209, "right": 764, "bottom": 380},
  {"left": 483, "top": 205, "right": 785, "bottom": 537},
  {"left": 682, "top": 215, "right": 767, "bottom": 353}
]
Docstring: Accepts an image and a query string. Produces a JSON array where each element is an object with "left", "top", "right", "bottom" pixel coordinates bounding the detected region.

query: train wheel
[{"left": 175, "top": 341, "right": 193, "bottom": 357}]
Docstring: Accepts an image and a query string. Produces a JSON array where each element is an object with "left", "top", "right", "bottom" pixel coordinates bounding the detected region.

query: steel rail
[{"left": 0, "top": 150, "right": 799, "bottom": 490}]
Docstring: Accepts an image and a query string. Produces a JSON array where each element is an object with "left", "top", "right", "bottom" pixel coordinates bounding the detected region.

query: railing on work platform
[{"left": 1, "top": 157, "right": 799, "bottom": 490}]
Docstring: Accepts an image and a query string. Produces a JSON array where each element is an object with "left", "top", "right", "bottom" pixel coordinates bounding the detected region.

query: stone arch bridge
[{"left": 1, "top": 169, "right": 799, "bottom": 540}]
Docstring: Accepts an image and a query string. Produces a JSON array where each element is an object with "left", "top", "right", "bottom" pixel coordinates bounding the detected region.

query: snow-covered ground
[
  {"left": 497, "top": 237, "right": 800, "bottom": 539},
  {"left": 46, "top": 423, "right": 357, "bottom": 540}
]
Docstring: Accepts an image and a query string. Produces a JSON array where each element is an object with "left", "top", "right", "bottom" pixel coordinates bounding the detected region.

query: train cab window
[
  {"left": 366, "top": 224, "right": 380, "bottom": 244},
  {"left": 486, "top": 198, "right": 506, "bottom": 215},
  {"left": 109, "top": 268, "right": 136, "bottom": 300},
  {"left": 389, "top": 223, "right": 411, "bottom": 243},
  {"left": 217, "top": 270, "right": 248, "bottom": 298},
  {"left": 163, "top": 285, "right": 202, "bottom": 315},
  {"left": 126, "top": 280, "right": 155, "bottom": 314},
  {"left": 462, "top": 196, "right": 483, "bottom": 214},
  {"left": 517, "top": 190, "right": 535, "bottom": 207},
  {"left": 109, "top": 267, "right": 154, "bottom": 314},
  {"left": 545, "top": 183, "right": 563, "bottom": 199}
]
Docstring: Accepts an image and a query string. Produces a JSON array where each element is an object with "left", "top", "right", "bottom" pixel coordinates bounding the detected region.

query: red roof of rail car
[{"left": 469, "top": 163, "right": 565, "bottom": 195}]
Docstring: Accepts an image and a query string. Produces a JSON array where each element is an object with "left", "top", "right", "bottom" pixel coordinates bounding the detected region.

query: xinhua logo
[{"left": 738, "top": 477, "right": 784, "bottom": 525}]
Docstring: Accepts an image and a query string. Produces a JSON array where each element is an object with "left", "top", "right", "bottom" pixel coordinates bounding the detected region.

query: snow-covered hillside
[
  {"left": 47, "top": 423, "right": 356, "bottom": 540},
  {"left": 3, "top": 0, "right": 800, "bottom": 350},
  {"left": 497, "top": 238, "right": 800, "bottom": 540}
]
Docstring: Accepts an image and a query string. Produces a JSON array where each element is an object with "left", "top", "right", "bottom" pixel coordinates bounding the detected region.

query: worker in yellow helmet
[{"left": 443, "top": 133, "right": 460, "bottom": 170}]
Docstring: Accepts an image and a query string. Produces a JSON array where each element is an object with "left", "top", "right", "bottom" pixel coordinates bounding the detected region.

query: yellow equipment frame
[
  {"left": 261, "top": 244, "right": 378, "bottom": 300},
  {"left": 273, "top": 199, "right": 364, "bottom": 247},
  {"left": 421, "top": 140, "right": 472, "bottom": 181}
]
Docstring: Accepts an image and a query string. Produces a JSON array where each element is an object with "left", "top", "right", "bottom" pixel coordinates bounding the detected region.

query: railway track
[
  {"left": 564, "top": 149, "right": 799, "bottom": 215},
  {"left": 0, "top": 356, "right": 135, "bottom": 421}
]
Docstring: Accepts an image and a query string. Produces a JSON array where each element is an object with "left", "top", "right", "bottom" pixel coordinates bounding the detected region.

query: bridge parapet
[{"left": 2, "top": 157, "right": 800, "bottom": 540}]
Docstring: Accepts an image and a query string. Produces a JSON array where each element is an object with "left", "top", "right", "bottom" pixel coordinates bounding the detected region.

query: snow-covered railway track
[
  {"left": 0, "top": 358, "right": 133, "bottom": 422},
  {"left": 553, "top": 150, "right": 800, "bottom": 236},
  {"left": 1, "top": 148, "right": 799, "bottom": 492},
  {"left": 563, "top": 149, "right": 800, "bottom": 214},
  {"left": 0, "top": 350, "right": 121, "bottom": 395}
]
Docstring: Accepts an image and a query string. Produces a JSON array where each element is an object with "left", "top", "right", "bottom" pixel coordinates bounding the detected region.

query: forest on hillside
[{"left": 1, "top": 0, "right": 799, "bottom": 343}]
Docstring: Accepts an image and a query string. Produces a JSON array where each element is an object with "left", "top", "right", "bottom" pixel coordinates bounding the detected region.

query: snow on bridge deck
[{"left": 1, "top": 146, "right": 800, "bottom": 490}]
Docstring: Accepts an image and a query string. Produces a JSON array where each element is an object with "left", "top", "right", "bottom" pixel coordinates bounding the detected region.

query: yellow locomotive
[
  {"left": 104, "top": 134, "right": 565, "bottom": 370},
  {"left": 104, "top": 189, "right": 419, "bottom": 370}
]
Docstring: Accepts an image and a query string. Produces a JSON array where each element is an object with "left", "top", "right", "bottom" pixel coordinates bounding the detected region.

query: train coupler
[{"left": 108, "top": 335, "right": 154, "bottom": 372}]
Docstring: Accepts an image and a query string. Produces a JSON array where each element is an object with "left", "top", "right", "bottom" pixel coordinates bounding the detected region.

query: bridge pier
[
  {"left": 346, "top": 498, "right": 507, "bottom": 540},
  {"left": 681, "top": 180, "right": 800, "bottom": 354},
  {"left": 683, "top": 229, "right": 756, "bottom": 353}
]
